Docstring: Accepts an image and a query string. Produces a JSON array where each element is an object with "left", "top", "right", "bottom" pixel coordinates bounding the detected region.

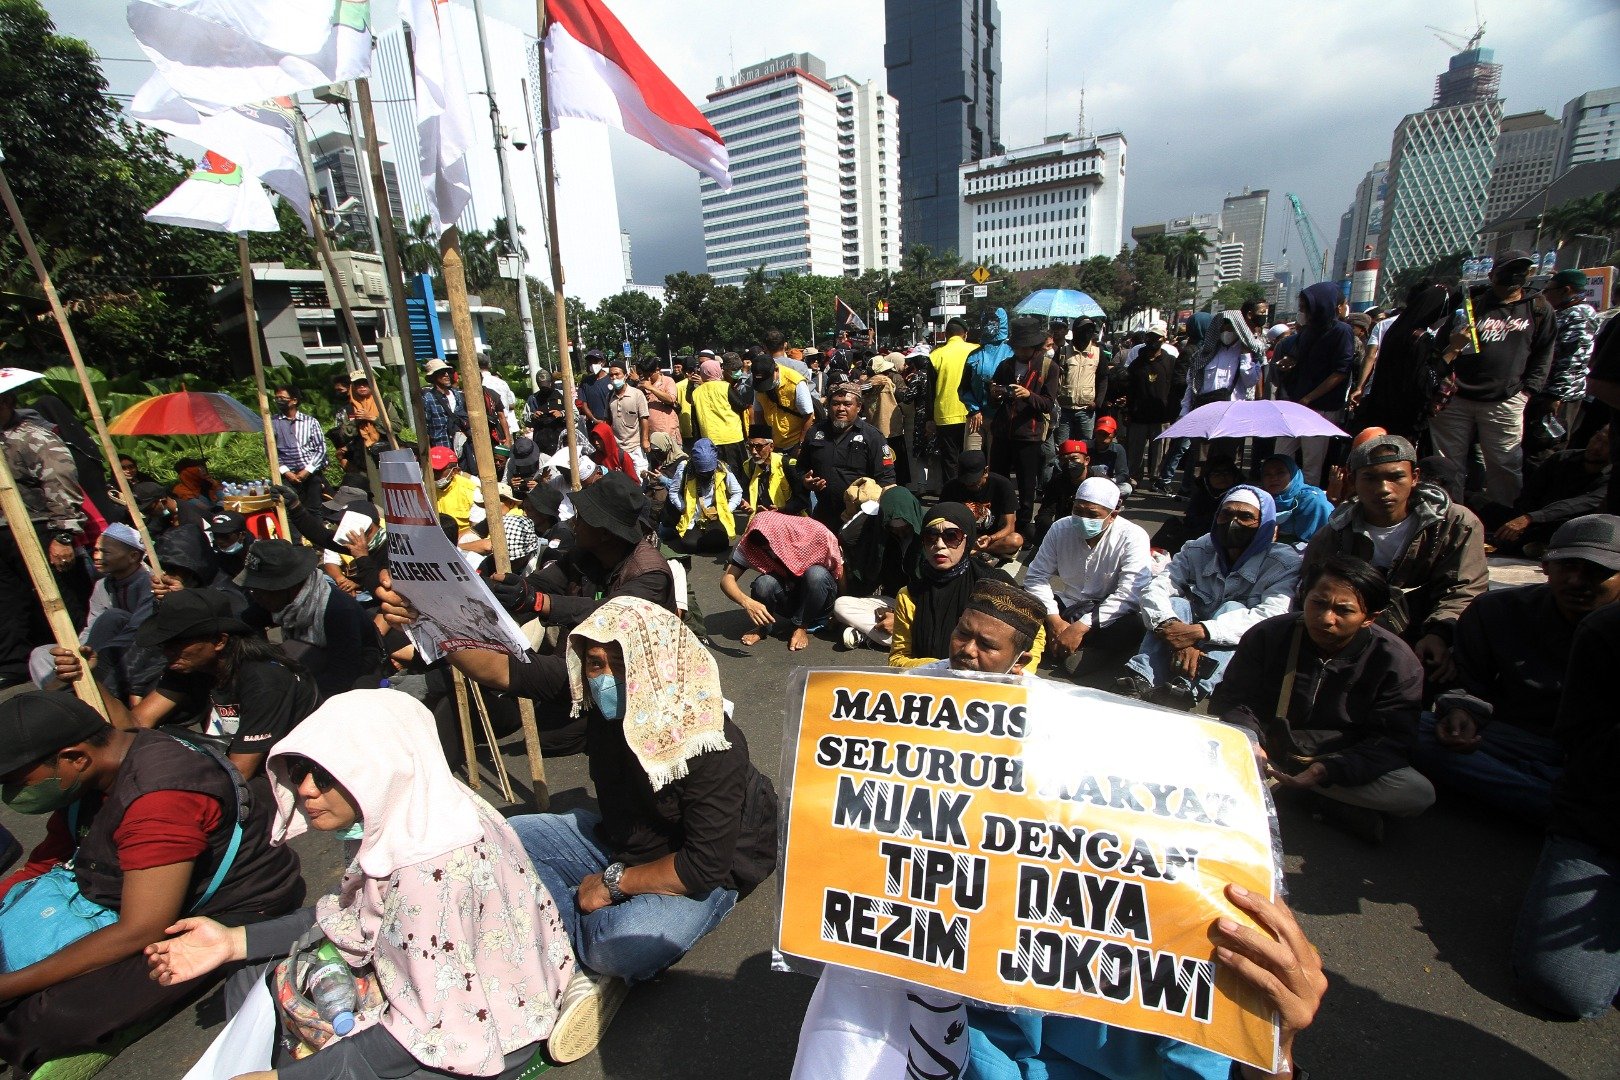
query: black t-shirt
[
  {"left": 156, "top": 659, "right": 317, "bottom": 758},
  {"left": 941, "top": 473, "right": 1017, "bottom": 532}
]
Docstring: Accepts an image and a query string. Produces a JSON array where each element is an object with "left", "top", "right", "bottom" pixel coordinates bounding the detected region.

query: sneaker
[
  {"left": 1150, "top": 684, "right": 1199, "bottom": 712},
  {"left": 548, "top": 969, "right": 629, "bottom": 1063},
  {"left": 1113, "top": 674, "right": 1152, "bottom": 699},
  {"left": 841, "top": 627, "right": 865, "bottom": 650},
  {"left": 1312, "top": 795, "right": 1386, "bottom": 845}
]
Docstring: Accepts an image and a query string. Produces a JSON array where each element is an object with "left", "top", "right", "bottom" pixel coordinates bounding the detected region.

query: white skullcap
[
  {"left": 100, "top": 522, "right": 145, "bottom": 552},
  {"left": 1076, "top": 476, "right": 1121, "bottom": 511},
  {"left": 1222, "top": 488, "right": 1262, "bottom": 511}
]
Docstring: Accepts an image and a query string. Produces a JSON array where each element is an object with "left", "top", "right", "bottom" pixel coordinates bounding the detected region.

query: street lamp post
[{"left": 797, "top": 290, "right": 815, "bottom": 349}]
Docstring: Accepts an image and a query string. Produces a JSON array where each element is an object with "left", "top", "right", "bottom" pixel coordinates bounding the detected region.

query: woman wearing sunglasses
[
  {"left": 888, "top": 502, "right": 1046, "bottom": 670},
  {"left": 145, "top": 690, "right": 581, "bottom": 1077}
]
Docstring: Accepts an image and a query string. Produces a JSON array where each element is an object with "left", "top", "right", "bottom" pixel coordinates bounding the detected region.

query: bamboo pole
[
  {"left": 440, "top": 225, "right": 549, "bottom": 810},
  {"left": 0, "top": 162, "right": 163, "bottom": 574},
  {"left": 467, "top": 678, "right": 515, "bottom": 802},
  {"left": 355, "top": 78, "right": 434, "bottom": 478},
  {"left": 452, "top": 670, "right": 479, "bottom": 792},
  {"left": 237, "top": 235, "right": 293, "bottom": 539},
  {"left": 534, "top": 3, "right": 583, "bottom": 492},
  {"left": 0, "top": 449, "right": 107, "bottom": 718},
  {"left": 307, "top": 196, "right": 398, "bottom": 449}
]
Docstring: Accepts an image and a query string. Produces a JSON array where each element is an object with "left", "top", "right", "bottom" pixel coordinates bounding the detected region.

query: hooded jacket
[
  {"left": 960, "top": 308, "right": 1011, "bottom": 417},
  {"left": 1285, "top": 282, "right": 1356, "bottom": 409},
  {"left": 1299, "top": 482, "right": 1488, "bottom": 643},
  {"left": 1139, "top": 485, "right": 1302, "bottom": 646},
  {"left": 1453, "top": 285, "right": 1557, "bottom": 403}
]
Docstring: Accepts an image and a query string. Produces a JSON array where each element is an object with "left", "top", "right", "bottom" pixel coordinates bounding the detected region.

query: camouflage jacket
[
  {"left": 1549, "top": 301, "right": 1598, "bottom": 402},
  {"left": 1, "top": 415, "right": 86, "bottom": 533}
]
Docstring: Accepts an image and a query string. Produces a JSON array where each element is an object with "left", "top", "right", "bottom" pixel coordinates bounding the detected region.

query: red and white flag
[
  {"left": 145, "top": 151, "right": 279, "bottom": 234},
  {"left": 543, "top": 0, "right": 730, "bottom": 189}
]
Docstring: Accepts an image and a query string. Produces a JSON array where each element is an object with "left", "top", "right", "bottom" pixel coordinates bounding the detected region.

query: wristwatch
[{"left": 602, "top": 862, "right": 628, "bottom": 904}]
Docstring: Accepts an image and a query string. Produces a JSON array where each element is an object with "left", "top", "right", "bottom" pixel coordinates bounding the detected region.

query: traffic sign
[
  {"left": 971, "top": 285, "right": 988, "bottom": 298},
  {"left": 970, "top": 265, "right": 991, "bottom": 284}
]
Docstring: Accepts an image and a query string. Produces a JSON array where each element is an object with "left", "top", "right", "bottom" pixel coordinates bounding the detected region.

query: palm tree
[
  {"left": 1170, "top": 231, "right": 1211, "bottom": 284},
  {"left": 400, "top": 216, "right": 439, "bottom": 277}
]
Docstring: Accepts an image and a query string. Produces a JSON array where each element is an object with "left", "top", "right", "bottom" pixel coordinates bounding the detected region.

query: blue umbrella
[{"left": 1014, "top": 289, "right": 1108, "bottom": 320}]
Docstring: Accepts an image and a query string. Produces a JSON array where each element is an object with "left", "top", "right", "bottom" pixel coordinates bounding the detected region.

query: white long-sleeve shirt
[{"left": 1023, "top": 515, "right": 1153, "bottom": 627}]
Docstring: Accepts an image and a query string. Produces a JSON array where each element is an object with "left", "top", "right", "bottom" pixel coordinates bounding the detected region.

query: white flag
[
  {"left": 131, "top": 80, "right": 311, "bottom": 232},
  {"left": 402, "top": 0, "right": 473, "bottom": 236},
  {"left": 127, "top": 0, "right": 371, "bottom": 110},
  {"left": 146, "top": 152, "right": 280, "bottom": 234}
]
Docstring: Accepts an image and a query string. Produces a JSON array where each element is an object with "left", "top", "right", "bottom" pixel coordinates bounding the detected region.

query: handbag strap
[
  {"left": 1274, "top": 623, "right": 1304, "bottom": 724},
  {"left": 172, "top": 739, "right": 248, "bottom": 912}
]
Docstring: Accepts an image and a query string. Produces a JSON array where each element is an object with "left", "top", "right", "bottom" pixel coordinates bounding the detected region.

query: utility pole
[
  {"left": 470, "top": 0, "right": 542, "bottom": 390},
  {"left": 341, "top": 83, "right": 393, "bottom": 333},
  {"left": 520, "top": 76, "right": 554, "bottom": 373}
]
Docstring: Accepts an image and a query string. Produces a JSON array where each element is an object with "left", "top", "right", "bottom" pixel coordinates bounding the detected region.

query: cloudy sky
[{"left": 44, "top": 0, "right": 1620, "bottom": 284}]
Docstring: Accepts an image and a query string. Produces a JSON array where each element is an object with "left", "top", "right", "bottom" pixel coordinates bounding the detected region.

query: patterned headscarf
[
  {"left": 566, "top": 597, "right": 730, "bottom": 790},
  {"left": 735, "top": 509, "right": 844, "bottom": 581}
]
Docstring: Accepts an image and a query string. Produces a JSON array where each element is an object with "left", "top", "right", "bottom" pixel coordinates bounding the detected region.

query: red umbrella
[{"left": 108, "top": 391, "right": 264, "bottom": 435}]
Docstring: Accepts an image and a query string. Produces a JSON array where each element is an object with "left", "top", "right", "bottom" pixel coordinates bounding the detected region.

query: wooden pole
[
  {"left": 440, "top": 225, "right": 549, "bottom": 810},
  {"left": 237, "top": 235, "right": 293, "bottom": 539},
  {"left": 356, "top": 78, "right": 434, "bottom": 478},
  {"left": 0, "top": 449, "right": 107, "bottom": 718},
  {"left": 452, "top": 670, "right": 479, "bottom": 792},
  {"left": 308, "top": 196, "right": 398, "bottom": 449},
  {"left": 467, "top": 678, "right": 515, "bottom": 802},
  {"left": 0, "top": 162, "right": 163, "bottom": 575},
  {"left": 534, "top": 2, "right": 582, "bottom": 492}
]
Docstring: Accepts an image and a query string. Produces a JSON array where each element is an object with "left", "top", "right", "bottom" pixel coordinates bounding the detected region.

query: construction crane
[
  {"left": 1425, "top": 20, "right": 1486, "bottom": 54},
  {"left": 1286, "top": 193, "right": 1332, "bottom": 284}
]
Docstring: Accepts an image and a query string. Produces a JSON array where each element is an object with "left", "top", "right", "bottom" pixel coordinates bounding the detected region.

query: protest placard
[
  {"left": 377, "top": 449, "right": 529, "bottom": 663},
  {"left": 776, "top": 668, "right": 1281, "bottom": 1071}
]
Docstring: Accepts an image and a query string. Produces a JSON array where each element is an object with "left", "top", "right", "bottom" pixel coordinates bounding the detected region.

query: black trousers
[
  {"left": 714, "top": 440, "right": 748, "bottom": 478},
  {"left": 936, "top": 423, "right": 966, "bottom": 484},
  {"left": 991, "top": 438, "right": 1043, "bottom": 532},
  {"left": 0, "top": 524, "right": 90, "bottom": 685}
]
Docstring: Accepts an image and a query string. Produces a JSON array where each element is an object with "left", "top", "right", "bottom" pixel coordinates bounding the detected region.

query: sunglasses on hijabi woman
[{"left": 282, "top": 756, "right": 337, "bottom": 794}]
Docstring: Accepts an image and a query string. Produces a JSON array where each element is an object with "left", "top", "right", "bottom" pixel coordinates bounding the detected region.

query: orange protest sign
[{"left": 777, "top": 669, "right": 1282, "bottom": 1072}]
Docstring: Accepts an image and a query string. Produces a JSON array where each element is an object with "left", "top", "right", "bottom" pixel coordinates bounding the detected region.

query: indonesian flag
[
  {"left": 127, "top": 0, "right": 371, "bottom": 110},
  {"left": 544, "top": 0, "right": 730, "bottom": 189},
  {"left": 130, "top": 81, "right": 311, "bottom": 232},
  {"left": 402, "top": 0, "right": 474, "bottom": 236},
  {"left": 145, "top": 151, "right": 279, "bottom": 234}
]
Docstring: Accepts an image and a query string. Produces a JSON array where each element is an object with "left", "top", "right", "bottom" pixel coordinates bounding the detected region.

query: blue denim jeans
[
  {"left": 1413, "top": 714, "right": 1563, "bottom": 827},
  {"left": 1126, "top": 597, "right": 1242, "bottom": 700},
  {"left": 751, "top": 564, "right": 837, "bottom": 631},
  {"left": 510, "top": 809, "right": 738, "bottom": 984},
  {"left": 1158, "top": 437, "right": 1193, "bottom": 486},
  {"left": 1513, "top": 833, "right": 1620, "bottom": 1019}
]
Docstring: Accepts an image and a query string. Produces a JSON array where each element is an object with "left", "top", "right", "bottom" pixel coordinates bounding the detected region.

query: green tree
[
  {"left": 1208, "top": 280, "right": 1267, "bottom": 313},
  {"left": 399, "top": 215, "right": 440, "bottom": 276}
]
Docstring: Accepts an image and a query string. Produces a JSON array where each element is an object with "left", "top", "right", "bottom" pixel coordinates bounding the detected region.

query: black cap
[
  {"left": 135, "top": 588, "right": 253, "bottom": 647},
  {"left": 1347, "top": 434, "right": 1418, "bottom": 474},
  {"left": 0, "top": 692, "right": 109, "bottom": 778},
  {"left": 524, "top": 484, "right": 563, "bottom": 521},
  {"left": 1009, "top": 315, "right": 1047, "bottom": 349},
  {"left": 568, "top": 471, "right": 648, "bottom": 545},
  {"left": 1495, "top": 249, "right": 1533, "bottom": 271},
  {"left": 208, "top": 510, "right": 247, "bottom": 535},
  {"left": 1544, "top": 514, "right": 1620, "bottom": 572},
  {"left": 958, "top": 449, "right": 988, "bottom": 475},
  {"left": 509, "top": 435, "right": 540, "bottom": 473},
  {"left": 239, "top": 539, "right": 321, "bottom": 591},
  {"left": 132, "top": 480, "right": 168, "bottom": 505},
  {"left": 747, "top": 423, "right": 774, "bottom": 442}
]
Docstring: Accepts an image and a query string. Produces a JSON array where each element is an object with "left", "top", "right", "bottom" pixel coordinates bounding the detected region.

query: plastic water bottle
[{"left": 304, "top": 941, "right": 358, "bottom": 1036}]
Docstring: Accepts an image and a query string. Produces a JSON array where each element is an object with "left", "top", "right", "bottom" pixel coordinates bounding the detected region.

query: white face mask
[
  {"left": 1220, "top": 330, "right": 1238, "bottom": 346},
  {"left": 435, "top": 472, "right": 454, "bottom": 490},
  {"left": 589, "top": 363, "right": 603, "bottom": 375}
]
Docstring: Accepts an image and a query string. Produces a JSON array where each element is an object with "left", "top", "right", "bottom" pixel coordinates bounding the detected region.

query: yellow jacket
[
  {"left": 692, "top": 379, "right": 744, "bottom": 445},
  {"left": 929, "top": 336, "right": 977, "bottom": 426},
  {"left": 758, "top": 363, "right": 809, "bottom": 448}
]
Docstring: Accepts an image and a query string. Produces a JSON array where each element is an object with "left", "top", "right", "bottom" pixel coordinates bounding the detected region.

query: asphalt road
[{"left": 5, "top": 493, "right": 1615, "bottom": 1079}]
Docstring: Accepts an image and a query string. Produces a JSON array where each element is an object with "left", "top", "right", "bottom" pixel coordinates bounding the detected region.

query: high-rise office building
[
  {"left": 1219, "top": 189, "right": 1268, "bottom": 282},
  {"left": 1377, "top": 48, "right": 1502, "bottom": 299},
  {"left": 372, "top": 8, "right": 630, "bottom": 305},
  {"left": 1332, "top": 208, "right": 1355, "bottom": 284},
  {"left": 1343, "top": 162, "right": 1390, "bottom": 278},
  {"left": 959, "top": 132, "right": 1125, "bottom": 272},
  {"left": 884, "top": 0, "right": 1001, "bottom": 258},
  {"left": 699, "top": 54, "right": 899, "bottom": 286},
  {"left": 1433, "top": 47, "right": 1501, "bottom": 109},
  {"left": 1484, "top": 112, "right": 1561, "bottom": 223},
  {"left": 1556, "top": 86, "right": 1620, "bottom": 174},
  {"left": 310, "top": 131, "right": 405, "bottom": 238}
]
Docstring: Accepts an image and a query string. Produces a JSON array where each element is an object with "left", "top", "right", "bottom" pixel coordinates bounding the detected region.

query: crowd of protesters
[{"left": 0, "top": 252, "right": 1617, "bottom": 1077}]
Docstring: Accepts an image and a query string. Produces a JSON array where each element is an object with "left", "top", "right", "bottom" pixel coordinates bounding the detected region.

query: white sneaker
[
  {"left": 842, "top": 627, "right": 865, "bottom": 650},
  {"left": 548, "top": 969, "right": 628, "bottom": 1063}
]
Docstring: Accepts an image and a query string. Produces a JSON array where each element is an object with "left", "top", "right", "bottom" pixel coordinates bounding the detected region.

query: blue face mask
[
  {"left": 1074, "top": 515, "right": 1106, "bottom": 540},
  {"left": 217, "top": 541, "right": 244, "bottom": 555},
  {"left": 588, "top": 673, "right": 624, "bottom": 720},
  {"left": 611, "top": 378, "right": 626, "bottom": 391}
]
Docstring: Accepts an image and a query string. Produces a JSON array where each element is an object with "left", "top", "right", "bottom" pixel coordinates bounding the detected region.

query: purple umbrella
[{"left": 1157, "top": 400, "right": 1349, "bottom": 441}]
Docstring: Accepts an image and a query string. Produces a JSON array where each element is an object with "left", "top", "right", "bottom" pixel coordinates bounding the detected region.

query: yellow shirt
[
  {"left": 435, "top": 472, "right": 478, "bottom": 535},
  {"left": 888, "top": 586, "right": 1046, "bottom": 669},
  {"left": 929, "top": 336, "right": 977, "bottom": 426}
]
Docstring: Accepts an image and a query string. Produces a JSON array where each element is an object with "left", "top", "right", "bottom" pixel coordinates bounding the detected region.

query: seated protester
[
  {"left": 169, "top": 457, "right": 221, "bottom": 525},
  {"left": 507, "top": 599, "right": 778, "bottom": 1041},
  {"left": 832, "top": 486, "right": 924, "bottom": 651},
  {"left": 155, "top": 522, "right": 250, "bottom": 617},
  {"left": 1212, "top": 556, "right": 1434, "bottom": 843},
  {"left": 1469, "top": 427, "right": 1611, "bottom": 557},
  {"left": 426, "top": 444, "right": 478, "bottom": 535},
  {"left": 146, "top": 689, "right": 584, "bottom": 1070},
  {"left": 0, "top": 693, "right": 304, "bottom": 1072},
  {"left": 522, "top": 484, "right": 576, "bottom": 569},
  {"left": 791, "top": 586, "right": 1329, "bottom": 1080},
  {"left": 721, "top": 509, "right": 843, "bottom": 652},
  {"left": 890, "top": 503, "right": 1046, "bottom": 670},
  {"left": 51, "top": 589, "right": 317, "bottom": 780},
  {"left": 1300, "top": 435, "right": 1488, "bottom": 684},
  {"left": 1123, "top": 485, "right": 1302, "bottom": 708},
  {"left": 310, "top": 492, "right": 389, "bottom": 600},
  {"left": 663, "top": 438, "right": 743, "bottom": 554},
  {"left": 504, "top": 433, "right": 544, "bottom": 493},
  {"left": 240, "top": 540, "right": 383, "bottom": 701},
  {"left": 940, "top": 449, "right": 1024, "bottom": 558},
  {"left": 29, "top": 524, "right": 162, "bottom": 702},
  {"left": 740, "top": 422, "right": 794, "bottom": 514},
  {"left": 542, "top": 445, "right": 602, "bottom": 524},
  {"left": 1513, "top": 601, "right": 1620, "bottom": 1021},
  {"left": 1154, "top": 454, "right": 1240, "bottom": 556},
  {"left": 588, "top": 420, "right": 639, "bottom": 483},
  {"left": 132, "top": 479, "right": 180, "bottom": 542},
  {"left": 1258, "top": 454, "right": 1334, "bottom": 547},
  {"left": 1031, "top": 439, "right": 1089, "bottom": 549},
  {"left": 1023, "top": 477, "right": 1150, "bottom": 682},
  {"left": 204, "top": 509, "right": 253, "bottom": 579},
  {"left": 1415, "top": 514, "right": 1620, "bottom": 825},
  {"left": 1086, "top": 415, "right": 1133, "bottom": 497}
]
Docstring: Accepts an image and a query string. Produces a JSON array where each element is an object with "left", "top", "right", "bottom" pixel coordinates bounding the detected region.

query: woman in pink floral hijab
[{"left": 147, "top": 689, "right": 577, "bottom": 1078}]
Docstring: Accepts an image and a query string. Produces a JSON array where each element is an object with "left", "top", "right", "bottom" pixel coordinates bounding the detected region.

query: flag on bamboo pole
[
  {"left": 402, "top": 0, "right": 473, "bottom": 236},
  {"left": 835, "top": 296, "right": 869, "bottom": 333},
  {"left": 145, "top": 151, "right": 279, "bottom": 233},
  {"left": 543, "top": 0, "right": 730, "bottom": 189},
  {"left": 130, "top": 81, "right": 311, "bottom": 232},
  {"left": 126, "top": 0, "right": 372, "bottom": 110}
]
